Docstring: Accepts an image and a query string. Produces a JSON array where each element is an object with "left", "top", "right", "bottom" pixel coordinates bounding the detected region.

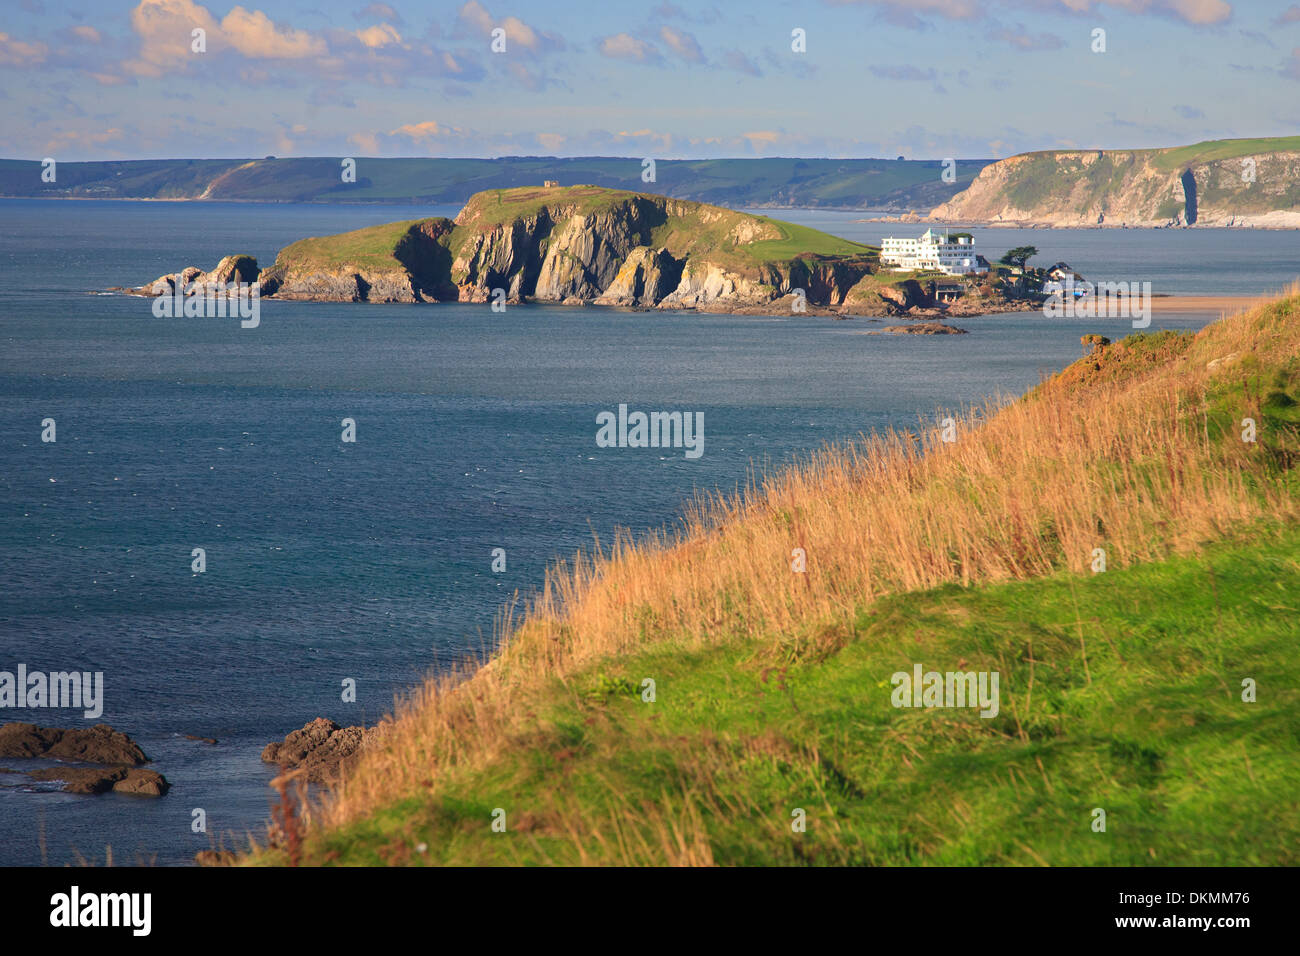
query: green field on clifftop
[{"left": 272, "top": 187, "right": 875, "bottom": 278}]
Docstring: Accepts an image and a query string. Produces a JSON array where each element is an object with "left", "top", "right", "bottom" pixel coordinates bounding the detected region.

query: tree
[{"left": 999, "top": 245, "right": 1039, "bottom": 270}]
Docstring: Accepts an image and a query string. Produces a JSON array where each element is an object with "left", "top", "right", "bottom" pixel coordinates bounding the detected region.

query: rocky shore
[{"left": 261, "top": 717, "right": 390, "bottom": 785}]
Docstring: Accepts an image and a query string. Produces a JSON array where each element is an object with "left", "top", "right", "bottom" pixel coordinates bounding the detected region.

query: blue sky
[{"left": 2, "top": 0, "right": 1299, "bottom": 160}]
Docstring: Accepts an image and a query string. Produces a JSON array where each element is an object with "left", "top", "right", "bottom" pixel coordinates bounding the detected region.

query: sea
[{"left": 1, "top": 197, "right": 1297, "bottom": 866}]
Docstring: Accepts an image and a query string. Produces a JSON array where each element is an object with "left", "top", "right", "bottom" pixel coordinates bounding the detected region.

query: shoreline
[
  {"left": 857, "top": 215, "right": 1300, "bottom": 232},
  {"left": 106, "top": 286, "right": 1260, "bottom": 317}
]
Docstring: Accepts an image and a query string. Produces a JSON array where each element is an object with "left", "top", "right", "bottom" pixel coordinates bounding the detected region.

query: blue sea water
[{"left": 1, "top": 198, "right": 1297, "bottom": 866}]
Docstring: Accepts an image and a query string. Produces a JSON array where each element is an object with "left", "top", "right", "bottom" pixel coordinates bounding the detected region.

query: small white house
[{"left": 881, "top": 228, "right": 988, "bottom": 276}]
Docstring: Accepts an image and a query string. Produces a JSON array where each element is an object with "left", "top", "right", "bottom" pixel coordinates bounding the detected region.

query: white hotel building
[{"left": 880, "top": 228, "right": 988, "bottom": 276}]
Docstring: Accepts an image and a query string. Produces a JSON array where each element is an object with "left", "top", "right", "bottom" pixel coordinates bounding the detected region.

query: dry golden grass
[{"left": 309, "top": 287, "right": 1299, "bottom": 839}]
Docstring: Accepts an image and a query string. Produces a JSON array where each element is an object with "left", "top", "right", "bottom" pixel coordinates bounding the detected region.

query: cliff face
[
  {"left": 931, "top": 143, "right": 1300, "bottom": 228},
  {"left": 445, "top": 189, "right": 874, "bottom": 308}
]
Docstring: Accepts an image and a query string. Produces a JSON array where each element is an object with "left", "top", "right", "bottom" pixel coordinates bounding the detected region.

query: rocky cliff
[
  {"left": 444, "top": 187, "right": 877, "bottom": 308},
  {"left": 930, "top": 138, "right": 1300, "bottom": 228},
  {"left": 130, "top": 186, "right": 884, "bottom": 312}
]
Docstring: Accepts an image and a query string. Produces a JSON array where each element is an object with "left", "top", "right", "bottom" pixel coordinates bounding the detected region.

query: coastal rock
[
  {"left": 840, "top": 276, "right": 931, "bottom": 316},
  {"left": 134, "top": 256, "right": 261, "bottom": 297},
  {"left": 868, "top": 322, "right": 968, "bottom": 335},
  {"left": 198, "top": 254, "right": 259, "bottom": 287},
  {"left": 0, "top": 722, "right": 62, "bottom": 758},
  {"left": 23, "top": 765, "right": 170, "bottom": 797},
  {"left": 28, "top": 766, "right": 125, "bottom": 795},
  {"left": 0, "top": 722, "right": 147, "bottom": 765},
  {"left": 594, "top": 247, "right": 683, "bottom": 306},
  {"left": 112, "top": 768, "right": 171, "bottom": 797},
  {"left": 0, "top": 722, "right": 167, "bottom": 796},
  {"left": 658, "top": 261, "right": 741, "bottom": 306},
  {"left": 262, "top": 717, "right": 387, "bottom": 784},
  {"left": 257, "top": 266, "right": 423, "bottom": 303}
]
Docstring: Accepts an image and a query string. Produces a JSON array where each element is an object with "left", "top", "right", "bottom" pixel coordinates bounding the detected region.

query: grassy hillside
[
  {"left": 271, "top": 187, "right": 873, "bottom": 279},
  {"left": 249, "top": 289, "right": 1300, "bottom": 867},
  {"left": 0, "top": 156, "right": 988, "bottom": 209},
  {"left": 274, "top": 217, "right": 449, "bottom": 272},
  {"left": 277, "top": 532, "right": 1300, "bottom": 866},
  {"left": 1153, "top": 136, "right": 1300, "bottom": 171}
]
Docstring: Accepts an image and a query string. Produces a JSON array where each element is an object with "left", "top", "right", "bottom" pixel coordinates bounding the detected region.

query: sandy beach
[{"left": 1149, "top": 295, "right": 1266, "bottom": 313}]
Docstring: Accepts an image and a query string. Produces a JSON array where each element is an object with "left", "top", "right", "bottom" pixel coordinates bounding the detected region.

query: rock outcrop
[
  {"left": 840, "top": 276, "right": 932, "bottom": 316},
  {"left": 0, "top": 722, "right": 147, "bottom": 764},
  {"left": 868, "top": 322, "right": 969, "bottom": 335},
  {"left": 0, "top": 722, "right": 170, "bottom": 797},
  {"left": 593, "top": 247, "right": 684, "bottom": 306},
  {"left": 262, "top": 717, "right": 388, "bottom": 784},
  {"left": 26, "top": 765, "right": 170, "bottom": 796},
  {"left": 132, "top": 254, "right": 260, "bottom": 296}
]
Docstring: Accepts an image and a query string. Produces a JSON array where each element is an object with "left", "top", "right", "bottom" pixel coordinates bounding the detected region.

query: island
[{"left": 117, "top": 185, "right": 1039, "bottom": 319}]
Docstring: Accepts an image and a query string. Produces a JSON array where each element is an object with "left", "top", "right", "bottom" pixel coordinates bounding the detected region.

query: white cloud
[
  {"left": 356, "top": 23, "right": 402, "bottom": 49},
  {"left": 659, "top": 25, "right": 704, "bottom": 63},
  {"left": 599, "top": 33, "right": 660, "bottom": 62},
  {"left": 0, "top": 31, "right": 48, "bottom": 66}
]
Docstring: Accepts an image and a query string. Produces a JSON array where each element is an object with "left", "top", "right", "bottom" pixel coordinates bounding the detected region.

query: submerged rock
[
  {"left": 28, "top": 766, "right": 125, "bottom": 795},
  {"left": 868, "top": 322, "right": 969, "bottom": 335}
]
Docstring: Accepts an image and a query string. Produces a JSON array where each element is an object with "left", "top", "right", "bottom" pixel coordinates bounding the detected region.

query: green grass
[
  {"left": 274, "top": 186, "right": 877, "bottom": 280},
  {"left": 1153, "top": 136, "right": 1300, "bottom": 172},
  {"left": 275, "top": 217, "right": 449, "bottom": 271},
  {"left": 272, "top": 526, "right": 1300, "bottom": 866},
  {"left": 741, "top": 218, "right": 872, "bottom": 260},
  {"left": 455, "top": 185, "right": 645, "bottom": 231}
]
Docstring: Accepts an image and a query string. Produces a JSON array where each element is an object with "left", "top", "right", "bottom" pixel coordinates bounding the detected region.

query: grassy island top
[{"left": 271, "top": 185, "right": 876, "bottom": 276}]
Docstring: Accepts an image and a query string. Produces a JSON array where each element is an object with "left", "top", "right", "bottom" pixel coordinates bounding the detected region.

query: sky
[{"left": 1, "top": 0, "right": 1299, "bottom": 161}]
